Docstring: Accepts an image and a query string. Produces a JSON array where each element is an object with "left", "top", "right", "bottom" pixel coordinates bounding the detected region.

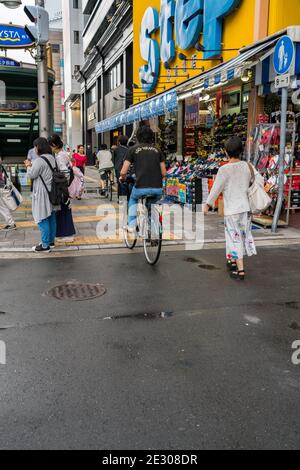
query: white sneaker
[{"left": 57, "top": 236, "right": 75, "bottom": 242}]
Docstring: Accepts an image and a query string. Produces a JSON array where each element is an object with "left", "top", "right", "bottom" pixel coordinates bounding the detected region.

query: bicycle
[
  {"left": 102, "top": 169, "right": 114, "bottom": 201},
  {"left": 123, "top": 195, "right": 163, "bottom": 265}
]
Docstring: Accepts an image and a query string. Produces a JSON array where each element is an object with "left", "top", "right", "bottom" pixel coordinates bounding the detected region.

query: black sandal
[
  {"left": 227, "top": 260, "right": 237, "bottom": 272},
  {"left": 230, "top": 270, "right": 245, "bottom": 281}
]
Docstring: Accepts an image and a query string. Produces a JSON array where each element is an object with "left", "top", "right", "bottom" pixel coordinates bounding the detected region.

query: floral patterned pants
[{"left": 224, "top": 212, "right": 257, "bottom": 261}]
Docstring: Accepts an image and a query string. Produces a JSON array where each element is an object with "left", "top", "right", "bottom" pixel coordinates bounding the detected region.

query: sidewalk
[{"left": 1, "top": 167, "right": 300, "bottom": 253}]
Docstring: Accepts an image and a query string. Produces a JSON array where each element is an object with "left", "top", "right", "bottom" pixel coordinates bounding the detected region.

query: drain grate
[{"left": 46, "top": 283, "right": 106, "bottom": 301}]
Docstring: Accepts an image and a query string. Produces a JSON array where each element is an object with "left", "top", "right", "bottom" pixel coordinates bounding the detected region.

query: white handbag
[{"left": 247, "top": 163, "right": 272, "bottom": 214}]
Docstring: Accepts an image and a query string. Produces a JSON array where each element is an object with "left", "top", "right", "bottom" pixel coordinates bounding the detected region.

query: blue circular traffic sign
[{"left": 274, "top": 36, "right": 295, "bottom": 75}]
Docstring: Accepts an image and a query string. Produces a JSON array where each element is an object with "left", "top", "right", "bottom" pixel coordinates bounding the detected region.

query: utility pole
[
  {"left": 25, "top": 0, "right": 50, "bottom": 138},
  {"left": 36, "top": 0, "right": 49, "bottom": 138}
]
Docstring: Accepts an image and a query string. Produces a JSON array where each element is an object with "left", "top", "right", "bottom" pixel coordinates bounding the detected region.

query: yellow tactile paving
[{"left": 17, "top": 204, "right": 118, "bottom": 212}]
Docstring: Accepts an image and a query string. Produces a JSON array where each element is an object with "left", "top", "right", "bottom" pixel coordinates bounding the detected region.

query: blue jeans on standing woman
[{"left": 38, "top": 212, "right": 57, "bottom": 248}]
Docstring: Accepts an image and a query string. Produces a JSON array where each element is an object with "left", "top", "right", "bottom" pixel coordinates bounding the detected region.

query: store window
[
  {"left": 87, "top": 85, "right": 96, "bottom": 108},
  {"left": 106, "top": 60, "right": 123, "bottom": 93}
]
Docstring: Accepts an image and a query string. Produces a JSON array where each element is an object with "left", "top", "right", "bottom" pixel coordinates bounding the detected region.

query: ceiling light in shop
[
  {"left": 241, "top": 69, "right": 253, "bottom": 82},
  {"left": 200, "top": 90, "right": 210, "bottom": 101}
]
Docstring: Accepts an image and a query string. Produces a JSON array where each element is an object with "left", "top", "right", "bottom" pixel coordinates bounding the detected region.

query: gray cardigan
[{"left": 27, "top": 154, "right": 56, "bottom": 224}]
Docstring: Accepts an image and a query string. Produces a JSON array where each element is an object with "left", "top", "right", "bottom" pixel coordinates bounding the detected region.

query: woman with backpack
[
  {"left": 48, "top": 135, "right": 76, "bottom": 243},
  {"left": 25, "top": 138, "right": 58, "bottom": 253}
]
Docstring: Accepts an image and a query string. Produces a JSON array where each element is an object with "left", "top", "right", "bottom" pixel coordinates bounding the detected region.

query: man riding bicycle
[{"left": 120, "top": 126, "right": 167, "bottom": 232}]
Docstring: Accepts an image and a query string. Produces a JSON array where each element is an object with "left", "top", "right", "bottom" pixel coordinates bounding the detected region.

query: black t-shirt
[{"left": 125, "top": 144, "right": 165, "bottom": 189}]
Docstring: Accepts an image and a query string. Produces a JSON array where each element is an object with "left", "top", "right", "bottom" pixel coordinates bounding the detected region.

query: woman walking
[
  {"left": 48, "top": 135, "right": 76, "bottom": 242},
  {"left": 0, "top": 159, "right": 16, "bottom": 231},
  {"left": 72, "top": 145, "right": 88, "bottom": 175},
  {"left": 96, "top": 144, "right": 114, "bottom": 195},
  {"left": 25, "top": 138, "right": 57, "bottom": 253},
  {"left": 204, "top": 137, "right": 257, "bottom": 281}
]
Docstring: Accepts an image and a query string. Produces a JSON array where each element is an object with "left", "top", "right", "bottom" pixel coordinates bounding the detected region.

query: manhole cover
[{"left": 46, "top": 283, "right": 106, "bottom": 301}]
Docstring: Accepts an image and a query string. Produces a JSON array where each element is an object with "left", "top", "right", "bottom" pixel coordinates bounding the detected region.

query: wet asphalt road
[{"left": 0, "top": 246, "right": 300, "bottom": 450}]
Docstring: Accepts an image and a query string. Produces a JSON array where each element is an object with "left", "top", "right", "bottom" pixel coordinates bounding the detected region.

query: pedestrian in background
[
  {"left": 49, "top": 135, "right": 76, "bottom": 243},
  {"left": 96, "top": 144, "right": 114, "bottom": 196},
  {"left": 72, "top": 145, "right": 88, "bottom": 175},
  {"left": 113, "top": 135, "right": 129, "bottom": 198},
  {"left": 25, "top": 138, "right": 57, "bottom": 253},
  {"left": 204, "top": 137, "right": 257, "bottom": 281},
  {"left": 0, "top": 159, "right": 16, "bottom": 232}
]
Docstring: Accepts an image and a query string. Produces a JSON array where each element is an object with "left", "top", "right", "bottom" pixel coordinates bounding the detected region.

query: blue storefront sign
[
  {"left": 273, "top": 36, "right": 295, "bottom": 75},
  {"left": 0, "top": 24, "right": 34, "bottom": 49},
  {"left": 0, "top": 57, "right": 20, "bottom": 67},
  {"left": 0, "top": 101, "right": 38, "bottom": 113}
]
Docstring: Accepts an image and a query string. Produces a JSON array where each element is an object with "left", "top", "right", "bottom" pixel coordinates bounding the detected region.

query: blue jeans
[
  {"left": 38, "top": 212, "right": 57, "bottom": 248},
  {"left": 128, "top": 187, "right": 163, "bottom": 228}
]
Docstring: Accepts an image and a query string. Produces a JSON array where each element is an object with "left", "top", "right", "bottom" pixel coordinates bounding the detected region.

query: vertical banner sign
[{"left": 185, "top": 95, "right": 200, "bottom": 127}]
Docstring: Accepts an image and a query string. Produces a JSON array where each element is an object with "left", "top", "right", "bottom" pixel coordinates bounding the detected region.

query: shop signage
[
  {"left": 274, "top": 74, "right": 290, "bottom": 90},
  {"left": 273, "top": 36, "right": 295, "bottom": 76},
  {"left": 0, "top": 57, "right": 20, "bottom": 67},
  {"left": 0, "top": 25, "right": 34, "bottom": 49},
  {"left": 140, "top": 0, "right": 241, "bottom": 92},
  {"left": 0, "top": 101, "right": 38, "bottom": 113},
  {"left": 88, "top": 112, "right": 96, "bottom": 122}
]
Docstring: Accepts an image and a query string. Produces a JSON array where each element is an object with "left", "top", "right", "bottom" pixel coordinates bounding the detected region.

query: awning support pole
[{"left": 272, "top": 86, "right": 288, "bottom": 233}]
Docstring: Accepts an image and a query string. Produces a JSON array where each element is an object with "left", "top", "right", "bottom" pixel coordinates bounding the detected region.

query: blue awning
[{"left": 95, "top": 90, "right": 178, "bottom": 134}]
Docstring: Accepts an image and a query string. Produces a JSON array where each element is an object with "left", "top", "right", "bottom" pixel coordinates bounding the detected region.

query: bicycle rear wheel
[
  {"left": 109, "top": 180, "right": 113, "bottom": 202},
  {"left": 143, "top": 216, "right": 162, "bottom": 265},
  {"left": 124, "top": 227, "right": 137, "bottom": 250}
]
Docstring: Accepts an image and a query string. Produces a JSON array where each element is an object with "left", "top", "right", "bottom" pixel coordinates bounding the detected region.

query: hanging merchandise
[
  {"left": 185, "top": 95, "right": 200, "bottom": 127},
  {"left": 251, "top": 117, "right": 299, "bottom": 226}
]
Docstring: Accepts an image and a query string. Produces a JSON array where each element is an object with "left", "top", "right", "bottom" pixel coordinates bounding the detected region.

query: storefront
[{"left": 94, "top": 0, "right": 300, "bottom": 226}]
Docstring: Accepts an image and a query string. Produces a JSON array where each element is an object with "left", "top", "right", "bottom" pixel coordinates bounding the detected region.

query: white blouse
[{"left": 206, "top": 161, "right": 255, "bottom": 216}]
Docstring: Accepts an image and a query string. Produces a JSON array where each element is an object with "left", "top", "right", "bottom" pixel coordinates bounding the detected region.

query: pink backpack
[{"left": 68, "top": 167, "right": 85, "bottom": 199}]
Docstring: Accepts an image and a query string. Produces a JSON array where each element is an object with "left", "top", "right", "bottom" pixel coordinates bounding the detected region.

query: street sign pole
[
  {"left": 35, "top": 0, "right": 49, "bottom": 138},
  {"left": 272, "top": 86, "right": 288, "bottom": 233},
  {"left": 36, "top": 43, "right": 49, "bottom": 138},
  {"left": 271, "top": 36, "right": 295, "bottom": 233}
]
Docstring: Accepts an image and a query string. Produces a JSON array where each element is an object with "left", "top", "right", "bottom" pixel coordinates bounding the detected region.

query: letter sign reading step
[
  {"left": 139, "top": 0, "right": 242, "bottom": 92},
  {"left": 274, "top": 36, "right": 295, "bottom": 76},
  {"left": 0, "top": 24, "right": 34, "bottom": 49},
  {"left": 139, "top": 7, "right": 161, "bottom": 93},
  {"left": 175, "top": 0, "right": 203, "bottom": 51}
]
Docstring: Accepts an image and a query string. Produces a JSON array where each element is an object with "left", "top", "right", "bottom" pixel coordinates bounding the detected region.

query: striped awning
[
  {"left": 177, "top": 39, "right": 277, "bottom": 97},
  {"left": 95, "top": 90, "right": 177, "bottom": 134}
]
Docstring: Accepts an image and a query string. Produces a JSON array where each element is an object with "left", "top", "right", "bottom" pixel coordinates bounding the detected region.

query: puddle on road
[
  {"left": 184, "top": 257, "right": 201, "bottom": 264},
  {"left": 289, "top": 322, "right": 300, "bottom": 330},
  {"left": 104, "top": 311, "right": 174, "bottom": 321},
  {"left": 198, "top": 264, "right": 220, "bottom": 271},
  {"left": 284, "top": 302, "right": 300, "bottom": 310}
]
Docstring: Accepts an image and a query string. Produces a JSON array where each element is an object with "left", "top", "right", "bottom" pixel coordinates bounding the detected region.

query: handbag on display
[{"left": 247, "top": 163, "right": 272, "bottom": 214}]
